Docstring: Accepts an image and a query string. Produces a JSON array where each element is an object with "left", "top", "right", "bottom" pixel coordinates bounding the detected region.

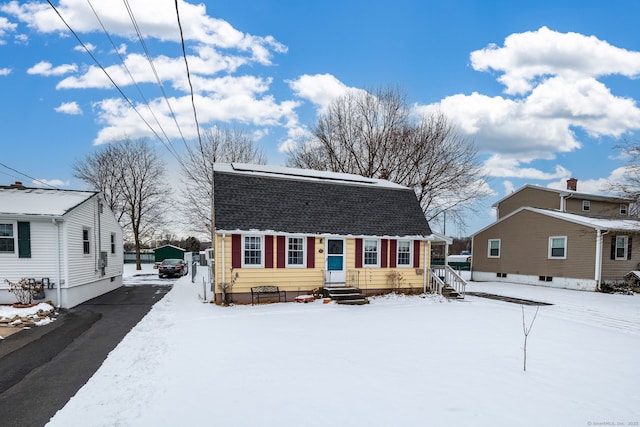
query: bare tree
[
  {"left": 522, "top": 305, "right": 540, "bottom": 372},
  {"left": 181, "top": 126, "right": 266, "bottom": 238},
  {"left": 606, "top": 140, "right": 640, "bottom": 216},
  {"left": 287, "top": 87, "right": 489, "bottom": 233},
  {"left": 73, "top": 138, "right": 167, "bottom": 270}
]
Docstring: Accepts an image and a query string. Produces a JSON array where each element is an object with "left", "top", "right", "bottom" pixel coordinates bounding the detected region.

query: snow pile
[{"left": 47, "top": 267, "right": 640, "bottom": 426}]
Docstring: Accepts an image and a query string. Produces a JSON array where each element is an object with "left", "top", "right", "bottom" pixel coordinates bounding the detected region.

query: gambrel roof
[{"left": 213, "top": 163, "right": 431, "bottom": 238}]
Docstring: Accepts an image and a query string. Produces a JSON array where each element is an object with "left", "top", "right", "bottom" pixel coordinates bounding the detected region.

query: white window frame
[
  {"left": 110, "top": 233, "right": 116, "bottom": 255},
  {"left": 615, "top": 235, "right": 628, "bottom": 260},
  {"left": 488, "top": 239, "right": 501, "bottom": 258},
  {"left": 286, "top": 236, "right": 306, "bottom": 268},
  {"left": 82, "top": 228, "right": 91, "bottom": 255},
  {"left": 242, "top": 235, "right": 263, "bottom": 268},
  {"left": 0, "top": 222, "right": 16, "bottom": 255},
  {"left": 396, "top": 240, "right": 412, "bottom": 267},
  {"left": 582, "top": 200, "right": 590, "bottom": 211},
  {"left": 548, "top": 236, "right": 567, "bottom": 259},
  {"left": 363, "top": 239, "right": 379, "bottom": 267},
  {"left": 620, "top": 204, "right": 628, "bottom": 215}
]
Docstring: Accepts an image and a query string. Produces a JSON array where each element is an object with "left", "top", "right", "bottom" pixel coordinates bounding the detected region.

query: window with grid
[
  {"left": 615, "top": 236, "right": 628, "bottom": 260},
  {"left": 83, "top": 228, "right": 90, "bottom": 254},
  {"left": 397, "top": 240, "right": 411, "bottom": 266},
  {"left": 582, "top": 200, "right": 590, "bottom": 211},
  {"left": 488, "top": 239, "right": 500, "bottom": 258},
  {"left": 364, "top": 239, "right": 378, "bottom": 266},
  {"left": 0, "top": 223, "right": 15, "bottom": 253},
  {"left": 287, "top": 237, "right": 305, "bottom": 266},
  {"left": 549, "top": 236, "right": 567, "bottom": 259},
  {"left": 244, "top": 236, "right": 262, "bottom": 266}
]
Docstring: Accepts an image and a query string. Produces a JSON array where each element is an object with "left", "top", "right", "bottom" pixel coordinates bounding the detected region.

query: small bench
[{"left": 251, "top": 286, "right": 286, "bottom": 305}]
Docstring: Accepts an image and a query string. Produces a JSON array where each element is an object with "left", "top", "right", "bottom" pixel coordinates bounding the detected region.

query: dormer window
[
  {"left": 582, "top": 200, "right": 590, "bottom": 211},
  {"left": 620, "top": 204, "right": 628, "bottom": 215}
]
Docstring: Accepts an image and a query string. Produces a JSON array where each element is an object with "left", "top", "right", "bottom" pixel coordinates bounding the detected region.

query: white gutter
[
  {"left": 53, "top": 218, "right": 63, "bottom": 308},
  {"left": 423, "top": 240, "right": 428, "bottom": 293},
  {"left": 595, "top": 229, "right": 608, "bottom": 291},
  {"left": 221, "top": 233, "right": 226, "bottom": 304}
]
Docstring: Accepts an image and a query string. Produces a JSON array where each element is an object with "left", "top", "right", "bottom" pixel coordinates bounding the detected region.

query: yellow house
[{"left": 211, "top": 163, "right": 437, "bottom": 304}]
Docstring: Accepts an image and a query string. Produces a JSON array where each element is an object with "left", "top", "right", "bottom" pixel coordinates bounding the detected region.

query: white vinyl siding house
[{"left": 0, "top": 185, "right": 123, "bottom": 308}]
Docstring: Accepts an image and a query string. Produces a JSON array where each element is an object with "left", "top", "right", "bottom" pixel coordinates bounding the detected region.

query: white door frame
[{"left": 325, "top": 238, "right": 346, "bottom": 285}]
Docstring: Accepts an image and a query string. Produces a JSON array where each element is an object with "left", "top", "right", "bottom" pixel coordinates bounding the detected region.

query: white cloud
[
  {"left": 14, "top": 33, "right": 28, "bottom": 45},
  {"left": 54, "top": 101, "right": 82, "bottom": 115},
  {"left": 32, "top": 178, "right": 70, "bottom": 188},
  {"left": 0, "top": 15, "right": 17, "bottom": 44},
  {"left": 288, "top": 73, "right": 355, "bottom": 111},
  {"left": 471, "top": 26, "right": 640, "bottom": 96},
  {"left": 502, "top": 180, "right": 515, "bottom": 195},
  {"left": 27, "top": 61, "right": 77, "bottom": 76},
  {"left": 74, "top": 42, "right": 95, "bottom": 52},
  {"left": 0, "top": 67, "right": 10, "bottom": 76},
  {"left": 546, "top": 166, "right": 629, "bottom": 195},
  {"left": 483, "top": 154, "right": 570, "bottom": 180}
]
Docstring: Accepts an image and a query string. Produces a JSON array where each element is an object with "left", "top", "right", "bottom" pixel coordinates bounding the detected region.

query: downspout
[
  {"left": 53, "top": 218, "right": 63, "bottom": 308},
  {"left": 423, "top": 240, "right": 428, "bottom": 294},
  {"left": 221, "top": 233, "right": 226, "bottom": 304},
  {"left": 595, "top": 229, "right": 608, "bottom": 291}
]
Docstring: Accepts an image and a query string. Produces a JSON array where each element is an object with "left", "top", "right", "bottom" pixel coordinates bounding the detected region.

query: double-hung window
[
  {"left": 397, "top": 240, "right": 412, "bottom": 266},
  {"left": 615, "top": 236, "right": 629, "bottom": 260},
  {"left": 488, "top": 239, "right": 500, "bottom": 258},
  {"left": 0, "top": 223, "right": 15, "bottom": 253},
  {"left": 548, "top": 236, "right": 567, "bottom": 259},
  {"left": 243, "top": 235, "right": 263, "bottom": 267},
  {"left": 364, "top": 239, "right": 379, "bottom": 267},
  {"left": 287, "top": 237, "right": 305, "bottom": 267},
  {"left": 620, "top": 204, "right": 628, "bottom": 215},
  {"left": 582, "top": 200, "right": 590, "bottom": 211},
  {"left": 111, "top": 233, "right": 116, "bottom": 254},
  {"left": 83, "top": 228, "right": 91, "bottom": 254}
]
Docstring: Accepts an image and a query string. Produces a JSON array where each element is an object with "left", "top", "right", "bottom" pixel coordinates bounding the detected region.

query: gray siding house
[{"left": 0, "top": 183, "right": 123, "bottom": 308}]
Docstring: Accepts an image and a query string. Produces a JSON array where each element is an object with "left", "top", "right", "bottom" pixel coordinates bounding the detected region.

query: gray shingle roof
[{"left": 213, "top": 170, "right": 431, "bottom": 237}]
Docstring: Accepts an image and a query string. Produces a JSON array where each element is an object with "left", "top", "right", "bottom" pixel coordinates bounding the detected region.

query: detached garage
[{"left": 154, "top": 244, "right": 185, "bottom": 262}]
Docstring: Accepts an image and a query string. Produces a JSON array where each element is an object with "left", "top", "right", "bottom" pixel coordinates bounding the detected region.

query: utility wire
[
  {"left": 175, "top": 0, "right": 203, "bottom": 148},
  {"left": 0, "top": 161, "right": 58, "bottom": 189},
  {"left": 46, "top": 0, "right": 182, "bottom": 164},
  {"left": 86, "top": 0, "right": 176, "bottom": 153},
  {"left": 122, "top": 0, "right": 190, "bottom": 150}
]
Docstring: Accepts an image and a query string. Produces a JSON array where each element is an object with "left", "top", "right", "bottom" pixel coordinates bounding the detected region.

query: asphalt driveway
[{"left": 0, "top": 280, "right": 171, "bottom": 427}]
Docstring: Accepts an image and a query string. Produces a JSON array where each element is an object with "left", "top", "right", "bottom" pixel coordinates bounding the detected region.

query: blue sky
[{"left": 2, "top": 0, "right": 640, "bottom": 237}]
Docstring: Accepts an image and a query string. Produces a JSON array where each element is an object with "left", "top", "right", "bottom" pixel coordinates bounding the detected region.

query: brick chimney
[{"left": 566, "top": 178, "right": 577, "bottom": 191}]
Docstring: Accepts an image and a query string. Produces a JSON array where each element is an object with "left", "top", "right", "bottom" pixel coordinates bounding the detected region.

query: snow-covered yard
[{"left": 47, "top": 264, "right": 640, "bottom": 426}]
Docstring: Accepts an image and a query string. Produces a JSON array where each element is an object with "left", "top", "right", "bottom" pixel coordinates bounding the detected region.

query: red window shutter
[
  {"left": 381, "top": 239, "right": 388, "bottom": 268},
  {"left": 355, "top": 238, "right": 363, "bottom": 268},
  {"left": 265, "top": 235, "right": 274, "bottom": 268},
  {"left": 307, "top": 237, "right": 315, "bottom": 268},
  {"left": 277, "top": 235, "right": 286, "bottom": 268},
  {"left": 389, "top": 240, "right": 397, "bottom": 268},
  {"left": 413, "top": 240, "right": 420, "bottom": 268},
  {"left": 231, "top": 234, "right": 242, "bottom": 268}
]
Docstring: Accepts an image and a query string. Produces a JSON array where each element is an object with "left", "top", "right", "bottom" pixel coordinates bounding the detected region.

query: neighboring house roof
[
  {"left": 153, "top": 244, "right": 186, "bottom": 252},
  {"left": 213, "top": 163, "right": 431, "bottom": 237},
  {"left": 491, "top": 184, "right": 631, "bottom": 208},
  {"left": 0, "top": 187, "right": 98, "bottom": 217},
  {"left": 473, "top": 206, "right": 640, "bottom": 236}
]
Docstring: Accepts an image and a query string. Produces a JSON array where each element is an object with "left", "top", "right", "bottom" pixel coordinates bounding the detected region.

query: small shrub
[
  {"left": 4, "top": 278, "right": 38, "bottom": 305},
  {"left": 385, "top": 270, "right": 406, "bottom": 293},
  {"left": 600, "top": 281, "right": 633, "bottom": 295}
]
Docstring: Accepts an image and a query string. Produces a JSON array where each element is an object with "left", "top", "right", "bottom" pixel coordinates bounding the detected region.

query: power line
[
  {"left": 122, "top": 0, "right": 190, "bottom": 151},
  {"left": 86, "top": 0, "right": 176, "bottom": 151},
  {"left": 47, "top": 0, "right": 183, "bottom": 164},
  {"left": 175, "top": 0, "right": 203, "bottom": 148},
  {"left": 0, "top": 161, "right": 59, "bottom": 189}
]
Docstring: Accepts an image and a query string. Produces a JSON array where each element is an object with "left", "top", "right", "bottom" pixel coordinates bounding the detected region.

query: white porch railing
[{"left": 428, "top": 265, "right": 466, "bottom": 298}]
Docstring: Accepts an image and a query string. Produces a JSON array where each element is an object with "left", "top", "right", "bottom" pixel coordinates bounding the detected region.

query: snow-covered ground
[{"left": 47, "top": 264, "right": 640, "bottom": 426}]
